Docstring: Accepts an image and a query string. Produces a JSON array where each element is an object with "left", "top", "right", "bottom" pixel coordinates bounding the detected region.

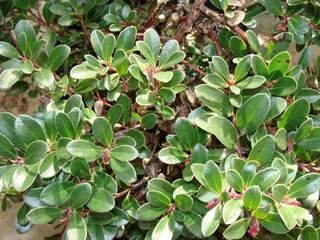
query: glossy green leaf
[
  {"left": 222, "top": 199, "right": 243, "bottom": 224},
  {"left": 27, "top": 207, "right": 65, "bottom": 224},
  {"left": 201, "top": 204, "right": 221, "bottom": 237},
  {"left": 151, "top": 215, "right": 174, "bottom": 240},
  {"left": 278, "top": 99, "right": 309, "bottom": 130},
  {"left": 250, "top": 168, "right": 280, "bottom": 191},
  {"left": 24, "top": 140, "right": 48, "bottom": 165},
  {"left": 67, "top": 140, "right": 103, "bottom": 161},
  {"left": 158, "top": 146, "right": 188, "bottom": 164},
  {"left": 204, "top": 160, "right": 222, "bottom": 193},
  {"left": 40, "top": 181, "right": 75, "bottom": 206},
  {"left": 236, "top": 93, "right": 270, "bottom": 134},
  {"left": 248, "top": 135, "right": 275, "bottom": 166},
  {"left": 93, "top": 117, "right": 113, "bottom": 146},
  {"left": 62, "top": 211, "right": 87, "bottom": 240},
  {"left": 87, "top": 188, "right": 115, "bottom": 213},
  {"left": 223, "top": 218, "right": 250, "bottom": 240},
  {"left": 243, "top": 186, "right": 261, "bottom": 209},
  {"left": 287, "top": 173, "right": 320, "bottom": 198},
  {"left": 70, "top": 183, "right": 92, "bottom": 209},
  {"left": 110, "top": 145, "right": 138, "bottom": 161}
]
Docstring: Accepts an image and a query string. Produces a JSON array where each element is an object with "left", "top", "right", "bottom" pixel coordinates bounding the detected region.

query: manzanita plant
[{"left": 1, "top": 0, "right": 320, "bottom": 240}]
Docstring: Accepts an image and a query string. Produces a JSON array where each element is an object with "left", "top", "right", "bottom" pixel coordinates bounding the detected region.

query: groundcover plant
[{"left": 0, "top": 0, "right": 320, "bottom": 239}]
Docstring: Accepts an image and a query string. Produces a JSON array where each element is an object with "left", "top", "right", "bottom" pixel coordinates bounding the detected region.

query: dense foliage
[{"left": 0, "top": 0, "right": 320, "bottom": 239}]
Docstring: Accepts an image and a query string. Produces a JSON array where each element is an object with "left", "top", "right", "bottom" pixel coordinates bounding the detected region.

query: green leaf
[
  {"left": 226, "top": 169, "right": 244, "bottom": 192},
  {"left": 248, "top": 135, "right": 275, "bottom": 166},
  {"left": 243, "top": 186, "right": 261, "bottom": 209},
  {"left": 265, "top": 0, "right": 282, "bottom": 16},
  {"left": 62, "top": 211, "right": 87, "bottom": 240},
  {"left": 144, "top": 28, "right": 160, "bottom": 66},
  {"left": 251, "top": 55, "right": 267, "bottom": 77},
  {"left": 272, "top": 158, "right": 288, "bottom": 184},
  {"left": 141, "top": 112, "right": 157, "bottom": 129},
  {"left": 44, "top": 111, "right": 58, "bottom": 142},
  {"left": 236, "top": 93, "right": 270, "bottom": 134},
  {"left": 195, "top": 84, "right": 231, "bottom": 116},
  {"left": 204, "top": 160, "right": 222, "bottom": 193},
  {"left": 223, "top": 218, "right": 250, "bottom": 240},
  {"left": 158, "top": 146, "right": 188, "bottom": 164},
  {"left": 0, "top": 41, "right": 21, "bottom": 58},
  {"left": 102, "top": 34, "right": 116, "bottom": 61},
  {"left": 90, "top": 30, "right": 105, "bottom": 60},
  {"left": 33, "top": 68, "right": 54, "bottom": 90},
  {"left": 27, "top": 207, "right": 65, "bottom": 224},
  {"left": 268, "top": 51, "right": 291, "bottom": 79},
  {"left": 110, "top": 145, "right": 138, "bottom": 161},
  {"left": 184, "top": 211, "right": 203, "bottom": 238},
  {"left": 40, "top": 152, "right": 63, "bottom": 179},
  {"left": 56, "top": 112, "right": 75, "bottom": 138},
  {"left": 146, "top": 190, "right": 171, "bottom": 208},
  {"left": 13, "top": 164, "right": 38, "bottom": 192},
  {"left": 299, "top": 226, "right": 318, "bottom": 240},
  {"left": 175, "top": 117, "right": 196, "bottom": 150},
  {"left": 275, "top": 128, "right": 287, "bottom": 151},
  {"left": 136, "top": 41, "right": 155, "bottom": 66},
  {"left": 201, "top": 204, "right": 221, "bottom": 237},
  {"left": 250, "top": 168, "right": 280, "bottom": 191},
  {"left": 203, "top": 73, "right": 228, "bottom": 89},
  {"left": 70, "top": 65, "right": 97, "bottom": 79},
  {"left": 94, "top": 171, "right": 117, "bottom": 195},
  {"left": 151, "top": 215, "right": 175, "bottom": 240},
  {"left": 0, "top": 133, "right": 17, "bottom": 159},
  {"left": 137, "top": 203, "right": 166, "bottom": 221},
  {"left": 70, "top": 183, "right": 92, "bottom": 209},
  {"left": 287, "top": 173, "right": 320, "bottom": 198},
  {"left": 210, "top": 56, "right": 229, "bottom": 80},
  {"left": 270, "top": 76, "right": 297, "bottom": 96},
  {"left": 278, "top": 99, "right": 309, "bottom": 130},
  {"left": 297, "top": 128, "right": 320, "bottom": 151},
  {"left": 234, "top": 55, "right": 251, "bottom": 81},
  {"left": 160, "top": 40, "right": 179, "bottom": 67},
  {"left": 67, "top": 140, "right": 103, "bottom": 161},
  {"left": 242, "top": 161, "right": 258, "bottom": 185},
  {"left": 109, "top": 158, "right": 136, "bottom": 184},
  {"left": 47, "top": 45, "right": 70, "bottom": 71},
  {"left": 260, "top": 213, "right": 290, "bottom": 234},
  {"left": 246, "top": 30, "right": 260, "bottom": 53},
  {"left": 236, "top": 75, "right": 266, "bottom": 89},
  {"left": 116, "top": 26, "right": 137, "bottom": 51},
  {"left": 148, "top": 178, "right": 174, "bottom": 200},
  {"left": 229, "top": 36, "right": 248, "bottom": 58},
  {"left": 87, "top": 188, "right": 115, "bottom": 213},
  {"left": 154, "top": 71, "right": 173, "bottom": 83},
  {"left": 93, "top": 117, "right": 113, "bottom": 146},
  {"left": 277, "top": 203, "right": 312, "bottom": 230},
  {"left": 206, "top": 116, "right": 237, "bottom": 150},
  {"left": 175, "top": 194, "right": 193, "bottom": 212},
  {"left": 222, "top": 199, "right": 243, "bottom": 224},
  {"left": 136, "top": 89, "right": 156, "bottom": 106},
  {"left": 266, "top": 96, "right": 287, "bottom": 121},
  {"left": 15, "top": 115, "right": 47, "bottom": 147},
  {"left": 40, "top": 181, "right": 75, "bottom": 206},
  {"left": 160, "top": 51, "right": 185, "bottom": 69},
  {"left": 0, "top": 68, "right": 23, "bottom": 90},
  {"left": 24, "top": 140, "right": 48, "bottom": 165},
  {"left": 74, "top": 78, "right": 99, "bottom": 94}
]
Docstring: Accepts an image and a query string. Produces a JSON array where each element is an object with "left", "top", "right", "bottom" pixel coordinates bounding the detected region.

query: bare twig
[
  {"left": 115, "top": 176, "right": 150, "bottom": 199},
  {"left": 199, "top": 4, "right": 248, "bottom": 45},
  {"left": 175, "top": 0, "right": 206, "bottom": 43}
]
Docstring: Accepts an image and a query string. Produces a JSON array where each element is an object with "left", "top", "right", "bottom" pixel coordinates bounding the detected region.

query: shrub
[{"left": 0, "top": 0, "right": 320, "bottom": 239}]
